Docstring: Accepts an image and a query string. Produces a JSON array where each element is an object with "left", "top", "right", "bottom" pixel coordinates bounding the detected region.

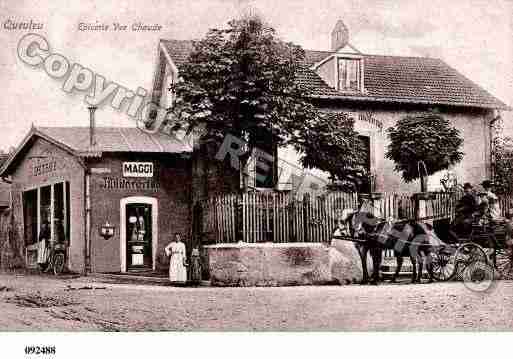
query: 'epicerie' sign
[{"left": 122, "top": 162, "right": 154, "bottom": 178}]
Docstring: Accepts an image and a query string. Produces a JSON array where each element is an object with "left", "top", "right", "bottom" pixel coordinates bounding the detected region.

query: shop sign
[
  {"left": 32, "top": 160, "right": 57, "bottom": 177},
  {"left": 122, "top": 162, "right": 153, "bottom": 178}
]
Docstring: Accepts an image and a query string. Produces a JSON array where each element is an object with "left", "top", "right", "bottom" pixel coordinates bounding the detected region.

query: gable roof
[
  {"left": 160, "top": 39, "right": 195, "bottom": 68},
  {"left": 0, "top": 126, "right": 192, "bottom": 176},
  {"left": 159, "top": 39, "right": 509, "bottom": 110}
]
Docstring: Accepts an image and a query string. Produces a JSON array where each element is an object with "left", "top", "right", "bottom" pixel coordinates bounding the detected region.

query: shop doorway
[
  {"left": 120, "top": 197, "right": 158, "bottom": 272},
  {"left": 126, "top": 203, "right": 152, "bottom": 269}
]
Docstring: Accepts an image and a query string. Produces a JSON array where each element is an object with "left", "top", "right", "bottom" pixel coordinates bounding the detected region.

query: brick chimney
[
  {"left": 88, "top": 106, "right": 97, "bottom": 147},
  {"left": 331, "top": 20, "right": 349, "bottom": 51}
]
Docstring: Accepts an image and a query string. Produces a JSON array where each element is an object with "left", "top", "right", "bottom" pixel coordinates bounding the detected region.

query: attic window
[{"left": 337, "top": 57, "right": 362, "bottom": 92}]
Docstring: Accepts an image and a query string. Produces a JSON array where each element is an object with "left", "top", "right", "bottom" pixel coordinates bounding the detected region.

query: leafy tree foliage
[
  {"left": 170, "top": 16, "right": 308, "bottom": 148},
  {"left": 386, "top": 114, "right": 463, "bottom": 184},
  {"left": 294, "top": 112, "right": 368, "bottom": 192},
  {"left": 167, "top": 15, "right": 367, "bottom": 190},
  {"left": 493, "top": 135, "right": 513, "bottom": 194}
]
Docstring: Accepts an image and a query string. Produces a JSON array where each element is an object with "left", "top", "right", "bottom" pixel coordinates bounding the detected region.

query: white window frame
[{"left": 334, "top": 55, "right": 365, "bottom": 93}]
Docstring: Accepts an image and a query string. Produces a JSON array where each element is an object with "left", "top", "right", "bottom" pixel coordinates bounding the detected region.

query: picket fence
[{"left": 197, "top": 191, "right": 467, "bottom": 244}]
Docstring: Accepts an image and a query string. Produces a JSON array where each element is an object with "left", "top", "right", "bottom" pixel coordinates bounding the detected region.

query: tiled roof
[
  {"left": 160, "top": 40, "right": 509, "bottom": 110},
  {"left": 0, "top": 154, "right": 9, "bottom": 167},
  {"left": 36, "top": 127, "right": 192, "bottom": 155},
  {"left": 0, "top": 127, "right": 192, "bottom": 176},
  {"left": 302, "top": 50, "right": 510, "bottom": 109},
  {"left": 160, "top": 39, "right": 195, "bottom": 67}
]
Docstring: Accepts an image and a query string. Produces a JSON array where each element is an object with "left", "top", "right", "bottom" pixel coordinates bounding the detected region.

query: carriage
[
  {"left": 430, "top": 216, "right": 513, "bottom": 282},
  {"left": 333, "top": 206, "right": 513, "bottom": 284}
]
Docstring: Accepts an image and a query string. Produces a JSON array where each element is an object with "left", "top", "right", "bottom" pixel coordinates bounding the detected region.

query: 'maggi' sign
[{"left": 122, "top": 162, "right": 154, "bottom": 178}]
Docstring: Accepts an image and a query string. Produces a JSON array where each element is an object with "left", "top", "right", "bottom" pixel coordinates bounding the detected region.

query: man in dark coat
[{"left": 454, "top": 182, "right": 478, "bottom": 236}]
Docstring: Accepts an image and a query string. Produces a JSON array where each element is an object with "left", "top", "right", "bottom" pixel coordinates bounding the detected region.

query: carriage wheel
[
  {"left": 53, "top": 253, "right": 65, "bottom": 275},
  {"left": 430, "top": 247, "right": 456, "bottom": 281},
  {"left": 495, "top": 248, "right": 513, "bottom": 280},
  {"left": 462, "top": 261, "right": 495, "bottom": 292},
  {"left": 454, "top": 243, "right": 488, "bottom": 278}
]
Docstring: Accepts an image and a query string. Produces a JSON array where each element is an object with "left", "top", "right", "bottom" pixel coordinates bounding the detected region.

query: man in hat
[{"left": 454, "top": 182, "right": 478, "bottom": 236}]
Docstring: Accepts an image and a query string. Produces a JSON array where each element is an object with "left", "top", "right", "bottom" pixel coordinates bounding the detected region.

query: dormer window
[{"left": 337, "top": 57, "right": 362, "bottom": 92}]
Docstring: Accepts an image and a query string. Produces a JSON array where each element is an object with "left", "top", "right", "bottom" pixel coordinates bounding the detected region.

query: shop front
[
  {"left": 0, "top": 126, "right": 192, "bottom": 274},
  {"left": 2, "top": 131, "right": 86, "bottom": 272},
  {"left": 88, "top": 153, "right": 191, "bottom": 274}
]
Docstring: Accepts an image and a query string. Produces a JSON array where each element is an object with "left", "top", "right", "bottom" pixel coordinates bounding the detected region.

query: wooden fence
[{"left": 197, "top": 191, "right": 465, "bottom": 244}]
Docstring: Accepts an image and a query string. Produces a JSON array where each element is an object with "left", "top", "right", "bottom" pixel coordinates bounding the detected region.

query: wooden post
[
  {"left": 413, "top": 192, "right": 434, "bottom": 222},
  {"left": 303, "top": 193, "right": 310, "bottom": 242}
]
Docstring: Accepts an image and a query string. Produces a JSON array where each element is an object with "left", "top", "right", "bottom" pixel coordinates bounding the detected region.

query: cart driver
[{"left": 454, "top": 182, "right": 478, "bottom": 236}]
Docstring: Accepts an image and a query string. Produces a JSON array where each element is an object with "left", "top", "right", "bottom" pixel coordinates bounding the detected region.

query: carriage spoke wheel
[
  {"left": 454, "top": 243, "right": 488, "bottom": 279},
  {"left": 495, "top": 248, "right": 513, "bottom": 280},
  {"left": 430, "top": 247, "right": 456, "bottom": 281},
  {"left": 53, "top": 253, "right": 65, "bottom": 276},
  {"left": 462, "top": 261, "right": 495, "bottom": 292}
]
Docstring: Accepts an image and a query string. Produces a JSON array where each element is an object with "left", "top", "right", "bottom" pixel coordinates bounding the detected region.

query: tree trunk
[{"left": 420, "top": 175, "right": 428, "bottom": 193}]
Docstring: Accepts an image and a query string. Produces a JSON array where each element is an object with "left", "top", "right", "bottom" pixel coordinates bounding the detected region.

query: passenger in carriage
[
  {"left": 479, "top": 180, "right": 513, "bottom": 245},
  {"left": 454, "top": 182, "right": 478, "bottom": 236}
]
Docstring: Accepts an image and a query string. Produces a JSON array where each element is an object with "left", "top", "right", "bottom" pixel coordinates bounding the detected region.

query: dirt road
[{"left": 0, "top": 273, "right": 512, "bottom": 331}]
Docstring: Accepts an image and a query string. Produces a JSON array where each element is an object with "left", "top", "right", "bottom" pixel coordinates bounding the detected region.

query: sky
[{"left": 0, "top": 0, "right": 511, "bottom": 152}]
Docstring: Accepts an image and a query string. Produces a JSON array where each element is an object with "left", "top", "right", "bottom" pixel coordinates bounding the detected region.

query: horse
[{"left": 337, "top": 208, "right": 442, "bottom": 284}]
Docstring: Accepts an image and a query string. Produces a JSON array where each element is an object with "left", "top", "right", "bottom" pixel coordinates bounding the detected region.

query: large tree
[
  {"left": 386, "top": 114, "right": 464, "bottom": 192},
  {"left": 166, "top": 15, "right": 367, "bottom": 191}
]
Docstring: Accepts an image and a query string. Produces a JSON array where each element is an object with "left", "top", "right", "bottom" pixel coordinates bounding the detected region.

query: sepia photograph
[{"left": 0, "top": 0, "right": 512, "bottom": 357}]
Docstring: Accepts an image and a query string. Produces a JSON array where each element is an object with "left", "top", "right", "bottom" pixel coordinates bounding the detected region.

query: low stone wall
[
  {"left": 205, "top": 242, "right": 332, "bottom": 286},
  {"left": 205, "top": 240, "right": 371, "bottom": 286}
]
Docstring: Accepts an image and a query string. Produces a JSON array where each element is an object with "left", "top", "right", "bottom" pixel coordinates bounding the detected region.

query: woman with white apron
[
  {"left": 37, "top": 221, "right": 50, "bottom": 270},
  {"left": 164, "top": 233, "right": 187, "bottom": 285}
]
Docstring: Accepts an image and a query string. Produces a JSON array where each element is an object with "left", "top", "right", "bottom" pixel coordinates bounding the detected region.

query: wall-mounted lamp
[{"left": 99, "top": 221, "right": 115, "bottom": 240}]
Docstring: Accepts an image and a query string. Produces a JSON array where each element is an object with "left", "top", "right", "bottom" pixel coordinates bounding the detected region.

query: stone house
[{"left": 152, "top": 20, "right": 510, "bottom": 195}]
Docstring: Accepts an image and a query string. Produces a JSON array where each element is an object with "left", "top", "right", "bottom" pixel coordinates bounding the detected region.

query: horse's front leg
[
  {"left": 416, "top": 255, "right": 423, "bottom": 283},
  {"left": 391, "top": 255, "right": 403, "bottom": 283},
  {"left": 358, "top": 244, "right": 369, "bottom": 285},
  {"left": 411, "top": 256, "right": 418, "bottom": 283}
]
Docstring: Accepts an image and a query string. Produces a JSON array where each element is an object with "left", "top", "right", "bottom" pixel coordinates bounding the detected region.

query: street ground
[{"left": 0, "top": 273, "right": 512, "bottom": 331}]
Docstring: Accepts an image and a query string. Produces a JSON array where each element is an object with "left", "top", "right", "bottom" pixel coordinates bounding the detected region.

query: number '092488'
[{"left": 24, "top": 345, "right": 56, "bottom": 355}]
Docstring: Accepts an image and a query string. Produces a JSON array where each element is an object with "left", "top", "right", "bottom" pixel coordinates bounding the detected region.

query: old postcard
[{"left": 0, "top": 0, "right": 512, "bottom": 357}]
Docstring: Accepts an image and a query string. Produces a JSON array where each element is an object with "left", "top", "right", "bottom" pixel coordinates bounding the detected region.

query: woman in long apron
[
  {"left": 37, "top": 221, "right": 50, "bottom": 270},
  {"left": 164, "top": 233, "right": 187, "bottom": 285}
]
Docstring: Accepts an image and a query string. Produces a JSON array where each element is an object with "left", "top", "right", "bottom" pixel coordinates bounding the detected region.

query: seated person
[
  {"left": 454, "top": 182, "right": 478, "bottom": 236},
  {"left": 480, "top": 180, "right": 513, "bottom": 246}
]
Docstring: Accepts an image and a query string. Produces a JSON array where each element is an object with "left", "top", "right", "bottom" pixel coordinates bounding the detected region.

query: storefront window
[{"left": 22, "top": 181, "right": 70, "bottom": 246}]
